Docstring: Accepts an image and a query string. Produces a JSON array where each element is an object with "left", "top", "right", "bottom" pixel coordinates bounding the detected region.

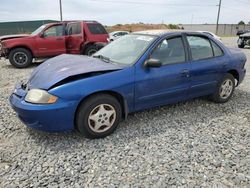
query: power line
[{"left": 91, "top": 0, "right": 217, "bottom": 7}]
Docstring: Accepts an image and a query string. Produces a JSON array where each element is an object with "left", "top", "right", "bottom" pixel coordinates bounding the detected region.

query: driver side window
[
  {"left": 151, "top": 37, "right": 186, "bottom": 65},
  {"left": 44, "top": 25, "right": 63, "bottom": 37}
]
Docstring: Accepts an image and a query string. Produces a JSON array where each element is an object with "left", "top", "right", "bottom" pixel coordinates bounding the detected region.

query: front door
[
  {"left": 36, "top": 24, "right": 66, "bottom": 57},
  {"left": 135, "top": 35, "right": 191, "bottom": 111}
]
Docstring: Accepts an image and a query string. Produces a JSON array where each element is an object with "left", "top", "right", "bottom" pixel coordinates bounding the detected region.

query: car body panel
[
  {"left": 28, "top": 54, "right": 123, "bottom": 90},
  {"left": 9, "top": 30, "right": 247, "bottom": 132}
]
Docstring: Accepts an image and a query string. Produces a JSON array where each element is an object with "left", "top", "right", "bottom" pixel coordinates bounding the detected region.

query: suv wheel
[
  {"left": 210, "top": 73, "right": 235, "bottom": 103},
  {"left": 76, "top": 94, "right": 122, "bottom": 138},
  {"left": 9, "top": 48, "right": 33, "bottom": 68},
  {"left": 84, "top": 45, "right": 98, "bottom": 56}
]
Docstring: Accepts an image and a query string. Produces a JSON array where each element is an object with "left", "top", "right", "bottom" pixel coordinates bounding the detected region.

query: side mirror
[
  {"left": 40, "top": 32, "right": 45, "bottom": 38},
  {"left": 144, "top": 58, "right": 162, "bottom": 68}
]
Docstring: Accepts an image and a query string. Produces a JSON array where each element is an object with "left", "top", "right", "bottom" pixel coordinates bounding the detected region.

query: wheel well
[
  {"left": 227, "top": 70, "right": 239, "bottom": 85},
  {"left": 9, "top": 46, "right": 33, "bottom": 58},
  {"left": 74, "top": 91, "right": 127, "bottom": 129}
]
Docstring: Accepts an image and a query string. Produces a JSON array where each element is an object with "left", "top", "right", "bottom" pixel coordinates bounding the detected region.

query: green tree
[{"left": 238, "top": 21, "right": 245, "bottom": 25}]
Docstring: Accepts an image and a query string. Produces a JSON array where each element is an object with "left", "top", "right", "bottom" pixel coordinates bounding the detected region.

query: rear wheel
[
  {"left": 210, "top": 74, "right": 235, "bottom": 103},
  {"left": 76, "top": 94, "right": 122, "bottom": 138},
  {"left": 84, "top": 45, "right": 98, "bottom": 56},
  {"left": 9, "top": 48, "right": 33, "bottom": 68}
]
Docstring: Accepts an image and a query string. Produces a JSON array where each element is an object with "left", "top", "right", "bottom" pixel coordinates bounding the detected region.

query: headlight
[{"left": 25, "top": 89, "right": 58, "bottom": 104}]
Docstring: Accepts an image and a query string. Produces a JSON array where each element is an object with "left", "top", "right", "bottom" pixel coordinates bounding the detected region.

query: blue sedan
[{"left": 10, "top": 30, "right": 247, "bottom": 138}]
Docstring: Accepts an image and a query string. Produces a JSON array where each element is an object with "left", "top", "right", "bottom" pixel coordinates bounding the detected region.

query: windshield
[
  {"left": 31, "top": 25, "right": 46, "bottom": 36},
  {"left": 94, "top": 34, "right": 156, "bottom": 65}
]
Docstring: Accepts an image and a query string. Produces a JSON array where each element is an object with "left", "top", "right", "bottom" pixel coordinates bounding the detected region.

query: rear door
[
  {"left": 36, "top": 24, "right": 66, "bottom": 57},
  {"left": 135, "top": 35, "right": 191, "bottom": 110},
  {"left": 66, "top": 22, "right": 84, "bottom": 54},
  {"left": 186, "top": 34, "right": 227, "bottom": 98}
]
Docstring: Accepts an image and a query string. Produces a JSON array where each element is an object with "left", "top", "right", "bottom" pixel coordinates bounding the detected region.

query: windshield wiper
[{"left": 93, "top": 55, "right": 111, "bottom": 63}]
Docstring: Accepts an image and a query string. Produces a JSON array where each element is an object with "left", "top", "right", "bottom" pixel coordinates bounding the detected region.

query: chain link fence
[
  {"left": 180, "top": 24, "right": 250, "bottom": 36},
  {"left": 0, "top": 20, "right": 58, "bottom": 36}
]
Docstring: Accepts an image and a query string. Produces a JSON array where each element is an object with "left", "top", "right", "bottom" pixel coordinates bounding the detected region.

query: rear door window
[
  {"left": 187, "top": 36, "right": 213, "bottom": 61},
  {"left": 66, "top": 22, "right": 81, "bottom": 35},
  {"left": 87, "top": 23, "right": 107, "bottom": 34},
  {"left": 211, "top": 40, "right": 224, "bottom": 57}
]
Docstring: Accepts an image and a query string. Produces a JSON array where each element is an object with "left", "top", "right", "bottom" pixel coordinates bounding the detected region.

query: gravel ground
[{"left": 0, "top": 37, "right": 250, "bottom": 187}]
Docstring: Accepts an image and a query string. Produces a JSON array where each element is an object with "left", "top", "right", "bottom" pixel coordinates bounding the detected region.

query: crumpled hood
[
  {"left": 240, "top": 32, "right": 250, "bottom": 37},
  {"left": 0, "top": 34, "right": 30, "bottom": 41},
  {"left": 27, "top": 54, "right": 123, "bottom": 90}
]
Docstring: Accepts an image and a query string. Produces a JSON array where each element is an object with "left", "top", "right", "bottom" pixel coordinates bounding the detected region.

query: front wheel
[
  {"left": 9, "top": 48, "right": 33, "bottom": 68},
  {"left": 210, "top": 74, "right": 235, "bottom": 103},
  {"left": 76, "top": 94, "right": 122, "bottom": 138},
  {"left": 237, "top": 39, "right": 245, "bottom": 48}
]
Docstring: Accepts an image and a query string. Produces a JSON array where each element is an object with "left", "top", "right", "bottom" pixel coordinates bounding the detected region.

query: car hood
[
  {"left": 240, "top": 32, "right": 250, "bottom": 37},
  {"left": 0, "top": 34, "right": 30, "bottom": 41},
  {"left": 27, "top": 54, "right": 123, "bottom": 90}
]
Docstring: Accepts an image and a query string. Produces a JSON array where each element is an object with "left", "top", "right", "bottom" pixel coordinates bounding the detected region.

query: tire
[
  {"left": 210, "top": 73, "right": 235, "bottom": 103},
  {"left": 237, "top": 39, "right": 245, "bottom": 48},
  {"left": 76, "top": 94, "right": 122, "bottom": 138},
  {"left": 9, "top": 48, "right": 33, "bottom": 68},
  {"left": 238, "top": 44, "right": 245, "bottom": 48},
  {"left": 84, "top": 45, "right": 98, "bottom": 56}
]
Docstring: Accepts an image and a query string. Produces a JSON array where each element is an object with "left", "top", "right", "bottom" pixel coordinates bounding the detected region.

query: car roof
[{"left": 133, "top": 29, "right": 207, "bottom": 37}]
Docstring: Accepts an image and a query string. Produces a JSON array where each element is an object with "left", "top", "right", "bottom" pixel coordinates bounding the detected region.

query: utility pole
[
  {"left": 216, "top": 0, "right": 222, "bottom": 35},
  {"left": 59, "top": 0, "right": 63, "bottom": 21}
]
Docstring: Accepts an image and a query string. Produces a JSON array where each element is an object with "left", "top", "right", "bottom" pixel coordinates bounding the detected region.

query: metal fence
[
  {"left": 0, "top": 20, "right": 58, "bottom": 36},
  {"left": 180, "top": 24, "right": 250, "bottom": 36}
]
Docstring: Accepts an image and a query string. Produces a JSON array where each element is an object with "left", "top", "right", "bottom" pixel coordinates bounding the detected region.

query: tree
[{"left": 238, "top": 21, "right": 245, "bottom": 25}]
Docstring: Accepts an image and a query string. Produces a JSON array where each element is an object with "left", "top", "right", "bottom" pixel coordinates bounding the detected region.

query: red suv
[{"left": 0, "top": 21, "right": 108, "bottom": 68}]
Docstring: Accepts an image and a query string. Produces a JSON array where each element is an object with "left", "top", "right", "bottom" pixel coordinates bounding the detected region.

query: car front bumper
[
  {"left": 238, "top": 68, "right": 246, "bottom": 86},
  {"left": 9, "top": 83, "right": 77, "bottom": 132}
]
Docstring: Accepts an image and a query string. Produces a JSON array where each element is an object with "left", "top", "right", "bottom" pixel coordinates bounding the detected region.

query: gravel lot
[{"left": 0, "top": 37, "right": 250, "bottom": 187}]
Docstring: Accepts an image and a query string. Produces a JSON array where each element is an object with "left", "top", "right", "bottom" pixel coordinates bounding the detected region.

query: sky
[{"left": 0, "top": 0, "right": 249, "bottom": 25}]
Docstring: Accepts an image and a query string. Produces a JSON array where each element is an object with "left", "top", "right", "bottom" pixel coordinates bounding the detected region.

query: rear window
[{"left": 87, "top": 23, "right": 107, "bottom": 34}]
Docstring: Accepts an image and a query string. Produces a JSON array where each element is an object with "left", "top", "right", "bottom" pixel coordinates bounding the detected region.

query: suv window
[
  {"left": 151, "top": 37, "right": 186, "bottom": 65},
  {"left": 187, "top": 36, "right": 213, "bottom": 60},
  {"left": 87, "top": 23, "right": 107, "bottom": 34},
  {"left": 44, "top": 25, "right": 63, "bottom": 37},
  {"left": 67, "top": 23, "right": 81, "bottom": 35},
  {"left": 211, "top": 40, "right": 223, "bottom": 57}
]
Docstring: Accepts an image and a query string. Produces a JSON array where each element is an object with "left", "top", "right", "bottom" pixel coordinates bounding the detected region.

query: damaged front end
[
  {"left": 238, "top": 32, "right": 250, "bottom": 48},
  {"left": 0, "top": 41, "right": 8, "bottom": 59},
  {"left": 26, "top": 54, "right": 123, "bottom": 90}
]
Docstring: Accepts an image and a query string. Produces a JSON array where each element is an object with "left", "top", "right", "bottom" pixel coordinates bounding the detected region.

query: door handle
[
  {"left": 56, "top": 38, "right": 63, "bottom": 41},
  {"left": 222, "top": 62, "right": 228, "bottom": 67},
  {"left": 181, "top": 69, "right": 190, "bottom": 78}
]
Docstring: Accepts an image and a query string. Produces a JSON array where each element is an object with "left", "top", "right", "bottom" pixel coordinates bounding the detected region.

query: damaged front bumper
[
  {"left": 0, "top": 42, "right": 8, "bottom": 59},
  {"left": 9, "top": 81, "right": 77, "bottom": 132}
]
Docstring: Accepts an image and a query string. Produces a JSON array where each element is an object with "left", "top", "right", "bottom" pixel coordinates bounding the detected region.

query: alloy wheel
[{"left": 88, "top": 104, "right": 116, "bottom": 133}]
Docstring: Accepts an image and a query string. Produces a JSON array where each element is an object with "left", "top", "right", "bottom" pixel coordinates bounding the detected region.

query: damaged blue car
[{"left": 10, "top": 30, "right": 247, "bottom": 138}]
